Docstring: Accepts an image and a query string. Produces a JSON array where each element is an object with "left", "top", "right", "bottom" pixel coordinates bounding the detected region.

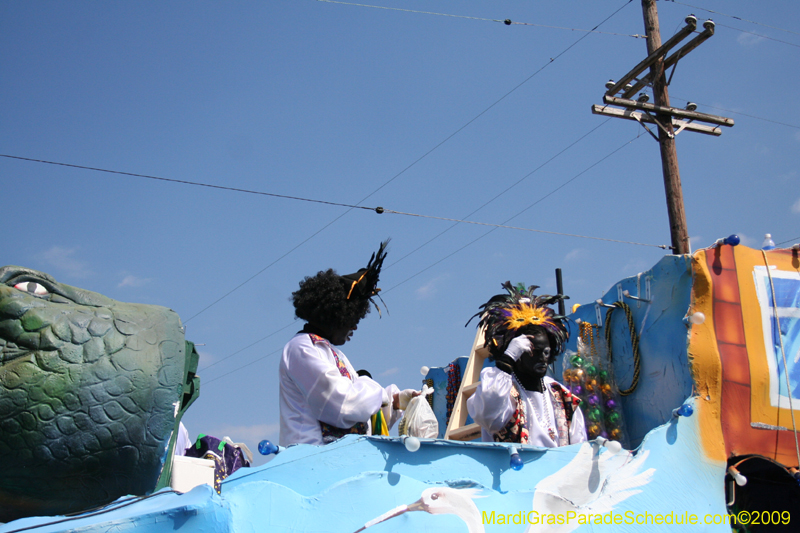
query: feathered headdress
[
  {"left": 340, "top": 239, "right": 389, "bottom": 315},
  {"left": 467, "top": 281, "right": 569, "bottom": 357}
]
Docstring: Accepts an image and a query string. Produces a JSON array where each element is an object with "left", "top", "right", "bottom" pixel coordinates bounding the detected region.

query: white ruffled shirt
[
  {"left": 279, "top": 332, "right": 400, "bottom": 446},
  {"left": 467, "top": 367, "right": 587, "bottom": 447}
]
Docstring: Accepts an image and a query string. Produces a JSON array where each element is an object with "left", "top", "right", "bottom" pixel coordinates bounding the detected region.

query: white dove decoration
[
  {"left": 355, "top": 443, "right": 654, "bottom": 533},
  {"left": 525, "top": 442, "right": 655, "bottom": 533}
]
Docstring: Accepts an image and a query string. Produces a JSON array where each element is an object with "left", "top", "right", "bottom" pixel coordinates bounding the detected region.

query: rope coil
[{"left": 604, "top": 301, "right": 641, "bottom": 396}]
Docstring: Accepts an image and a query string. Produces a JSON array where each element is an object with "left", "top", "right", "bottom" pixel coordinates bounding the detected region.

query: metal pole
[{"left": 555, "top": 268, "right": 565, "bottom": 316}]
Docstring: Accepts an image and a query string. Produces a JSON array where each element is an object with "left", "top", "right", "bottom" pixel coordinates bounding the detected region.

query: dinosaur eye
[
  {"left": 14, "top": 282, "right": 49, "bottom": 296},
  {"left": 430, "top": 493, "right": 439, "bottom": 500}
]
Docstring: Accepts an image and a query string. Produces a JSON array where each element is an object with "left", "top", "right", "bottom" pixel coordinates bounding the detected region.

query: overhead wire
[
  {"left": 662, "top": 1, "right": 800, "bottom": 48},
  {"left": 197, "top": 320, "right": 298, "bottom": 373},
  {"left": 665, "top": 0, "right": 800, "bottom": 38},
  {"left": 777, "top": 236, "right": 800, "bottom": 247},
  {"left": 0, "top": 0, "right": 642, "bottom": 386},
  {"left": 667, "top": 98, "right": 800, "bottom": 130},
  {"left": 1, "top": 0, "right": 639, "bottom": 327},
  {"left": 314, "top": 0, "right": 645, "bottom": 38},
  {"left": 174, "top": 0, "right": 641, "bottom": 323},
  {"left": 166, "top": 0, "right": 648, "bottom": 384},
  {"left": 386, "top": 119, "right": 613, "bottom": 270},
  {"left": 384, "top": 132, "right": 647, "bottom": 294},
  {"left": 715, "top": 23, "right": 800, "bottom": 49},
  {"left": 0, "top": 155, "right": 372, "bottom": 212},
  {"left": 200, "top": 131, "right": 648, "bottom": 385},
  {"left": 202, "top": 347, "right": 283, "bottom": 386},
  {"left": 0, "top": 153, "right": 668, "bottom": 250}
]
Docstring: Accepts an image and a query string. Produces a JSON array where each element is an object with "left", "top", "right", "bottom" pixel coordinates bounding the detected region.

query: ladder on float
[{"left": 443, "top": 326, "right": 490, "bottom": 441}]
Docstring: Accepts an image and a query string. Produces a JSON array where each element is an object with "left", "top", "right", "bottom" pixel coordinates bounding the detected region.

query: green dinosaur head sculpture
[{"left": 0, "top": 266, "right": 198, "bottom": 522}]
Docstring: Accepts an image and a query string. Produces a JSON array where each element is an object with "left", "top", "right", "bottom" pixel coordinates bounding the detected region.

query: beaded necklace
[{"left": 512, "top": 372, "right": 557, "bottom": 442}]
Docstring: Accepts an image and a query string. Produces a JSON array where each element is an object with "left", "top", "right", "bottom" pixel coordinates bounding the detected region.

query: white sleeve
[
  {"left": 285, "top": 342, "right": 384, "bottom": 429},
  {"left": 569, "top": 404, "right": 588, "bottom": 444},
  {"left": 466, "top": 367, "right": 516, "bottom": 436}
]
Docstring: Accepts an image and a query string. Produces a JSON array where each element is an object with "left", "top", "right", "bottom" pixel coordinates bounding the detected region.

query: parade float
[
  {"left": 2, "top": 239, "right": 798, "bottom": 532},
  {"left": 2, "top": 2, "right": 798, "bottom": 529}
]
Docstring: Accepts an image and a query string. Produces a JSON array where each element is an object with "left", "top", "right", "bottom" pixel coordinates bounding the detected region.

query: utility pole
[
  {"left": 642, "top": 0, "right": 688, "bottom": 255},
  {"left": 592, "top": 2, "right": 733, "bottom": 254}
]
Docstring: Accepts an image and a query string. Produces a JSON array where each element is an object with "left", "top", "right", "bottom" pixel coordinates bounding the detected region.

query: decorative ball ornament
[
  {"left": 509, "top": 446, "right": 524, "bottom": 471},
  {"left": 258, "top": 440, "right": 279, "bottom": 456},
  {"left": 688, "top": 312, "right": 705, "bottom": 325},
  {"left": 509, "top": 453, "right": 524, "bottom": 471},
  {"left": 404, "top": 436, "right": 421, "bottom": 452}
]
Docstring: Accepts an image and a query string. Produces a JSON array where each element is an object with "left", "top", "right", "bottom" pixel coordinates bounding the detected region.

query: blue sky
[{"left": 2, "top": 1, "right": 799, "bottom": 464}]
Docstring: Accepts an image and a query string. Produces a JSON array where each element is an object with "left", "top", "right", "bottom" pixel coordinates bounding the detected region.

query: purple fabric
[{"left": 184, "top": 435, "right": 250, "bottom": 493}]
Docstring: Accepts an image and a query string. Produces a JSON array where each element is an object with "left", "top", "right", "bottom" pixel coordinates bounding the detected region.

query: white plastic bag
[{"left": 399, "top": 385, "right": 438, "bottom": 438}]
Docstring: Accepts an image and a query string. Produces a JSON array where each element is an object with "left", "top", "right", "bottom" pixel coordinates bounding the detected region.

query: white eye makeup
[{"left": 14, "top": 281, "right": 50, "bottom": 296}]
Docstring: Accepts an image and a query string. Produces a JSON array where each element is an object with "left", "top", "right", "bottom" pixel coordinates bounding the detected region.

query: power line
[
  {"left": 180, "top": 0, "right": 638, "bottom": 323},
  {"left": 777, "top": 236, "right": 800, "bottom": 247},
  {"left": 197, "top": 129, "right": 657, "bottom": 385},
  {"left": 716, "top": 23, "right": 800, "bottom": 49},
  {"left": 202, "top": 347, "right": 283, "bottom": 386},
  {"left": 198, "top": 320, "right": 297, "bottom": 373},
  {"left": 197, "top": 203, "right": 793, "bottom": 387},
  {"left": 0, "top": 154, "right": 374, "bottom": 212},
  {"left": 2, "top": 153, "right": 668, "bottom": 249},
  {"left": 385, "top": 207, "right": 666, "bottom": 247},
  {"left": 183, "top": 214, "right": 352, "bottom": 323},
  {"left": 386, "top": 119, "right": 613, "bottom": 270},
  {"left": 668, "top": 97, "right": 800, "bottom": 130},
  {"left": 2, "top": 1, "right": 638, "bottom": 327},
  {"left": 315, "top": 0, "right": 645, "bottom": 38},
  {"left": 199, "top": 123, "right": 651, "bottom": 388},
  {"left": 384, "top": 132, "right": 649, "bottom": 294},
  {"left": 665, "top": 1, "right": 800, "bottom": 38},
  {"left": 197, "top": 122, "right": 640, "bottom": 385}
]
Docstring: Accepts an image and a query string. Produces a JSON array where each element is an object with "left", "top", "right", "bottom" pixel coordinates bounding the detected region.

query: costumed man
[
  {"left": 466, "top": 282, "right": 587, "bottom": 446},
  {"left": 279, "top": 241, "right": 417, "bottom": 446}
]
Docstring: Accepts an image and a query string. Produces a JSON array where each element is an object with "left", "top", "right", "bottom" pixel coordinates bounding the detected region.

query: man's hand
[
  {"left": 393, "top": 389, "right": 421, "bottom": 410},
  {"left": 504, "top": 336, "right": 532, "bottom": 361},
  {"left": 495, "top": 335, "right": 533, "bottom": 374}
]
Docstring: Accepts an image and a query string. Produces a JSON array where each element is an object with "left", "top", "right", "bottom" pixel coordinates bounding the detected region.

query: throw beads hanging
[{"left": 562, "top": 321, "right": 628, "bottom": 446}]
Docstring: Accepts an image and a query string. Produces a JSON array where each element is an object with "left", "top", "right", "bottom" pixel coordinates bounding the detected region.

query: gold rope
[{"left": 604, "top": 301, "right": 641, "bottom": 396}]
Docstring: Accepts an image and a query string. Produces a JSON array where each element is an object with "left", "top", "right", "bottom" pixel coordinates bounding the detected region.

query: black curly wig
[{"left": 292, "top": 269, "right": 372, "bottom": 330}]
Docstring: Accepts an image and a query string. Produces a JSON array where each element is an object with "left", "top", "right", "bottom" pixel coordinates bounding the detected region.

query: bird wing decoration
[{"left": 526, "top": 443, "right": 655, "bottom": 533}]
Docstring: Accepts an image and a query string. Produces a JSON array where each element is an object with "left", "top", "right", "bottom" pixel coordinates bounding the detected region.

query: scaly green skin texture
[{"left": 0, "top": 266, "right": 186, "bottom": 522}]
